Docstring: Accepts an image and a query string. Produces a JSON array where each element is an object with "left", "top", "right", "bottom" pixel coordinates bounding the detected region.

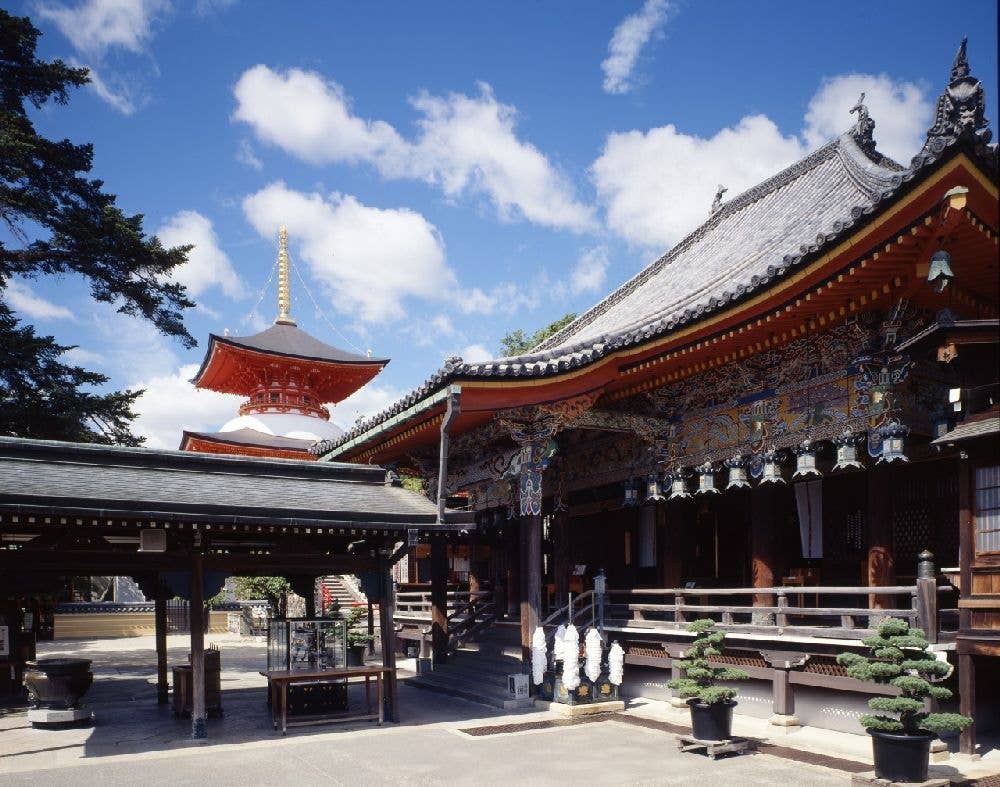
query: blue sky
[{"left": 7, "top": 0, "right": 998, "bottom": 447}]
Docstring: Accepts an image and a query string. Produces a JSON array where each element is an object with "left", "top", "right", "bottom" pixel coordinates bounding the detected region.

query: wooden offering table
[{"left": 261, "top": 665, "right": 394, "bottom": 734}]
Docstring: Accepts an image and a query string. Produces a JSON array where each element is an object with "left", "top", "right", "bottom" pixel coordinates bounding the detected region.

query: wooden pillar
[
  {"left": 468, "top": 545, "right": 481, "bottom": 596},
  {"left": 430, "top": 538, "right": 449, "bottom": 664},
  {"left": 660, "top": 503, "right": 682, "bottom": 587},
  {"left": 867, "top": 464, "right": 895, "bottom": 608},
  {"left": 520, "top": 514, "right": 542, "bottom": 664},
  {"left": 959, "top": 652, "right": 976, "bottom": 755},
  {"left": 553, "top": 510, "right": 570, "bottom": 607},
  {"left": 378, "top": 560, "right": 399, "bottom": 722},
  {"left": 506, "top": 518, "right": 520, "bottom": 617},
  {"left": 958, "top": 457, "right": 973, "bottom": 633},
  {"left": 189, "top": 553, "right": 207, "bottom": 739},
  {"left": 154, "top": 588, "right": 168, "bottom": 705},
  {"left": 751, "top": 485, "right": 776, "bottom": 608},
  {"left": 366, "top": 599, "right": 375, "bottom": 656}
]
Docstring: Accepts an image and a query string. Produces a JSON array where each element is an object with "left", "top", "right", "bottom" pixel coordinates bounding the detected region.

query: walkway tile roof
[{"left": 0, "top": 437, "right": 472, "bottom": 528}]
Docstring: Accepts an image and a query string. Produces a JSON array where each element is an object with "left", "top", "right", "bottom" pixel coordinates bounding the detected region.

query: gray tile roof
[
  {"left": 0, "top": 437, "right": 472, "bottom": 529},
  {"left": 932, "top": 415, "right": 1000, "bottom": 445},
  {"left": 314, "top": 55, "right": 997, "bottom": 460}
]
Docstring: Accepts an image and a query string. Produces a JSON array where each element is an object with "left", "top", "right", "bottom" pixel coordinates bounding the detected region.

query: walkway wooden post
[
  {"left": 867, "top": 464, "right": 895, "bottom": 609},
  {"left": 751, "top": 485, "right": 776, "bottom": 616},
  {"left": 553, "top": 509, "right": 570, "bottom": 606},
  {"left": 304, "top": 578, "right": 316, "bottom": 619},
  {"left": 520, "top": 513, "right": 542, "bottom": 664},
  {"left": 154, "top": 584, "right": 168, "bottom": 705},
  {"left": 378, "top": 559, "right": 399, "bottom": 722},
  {"left": 189, "top": 551, "right": 207, "bottom": 738},
  {"left": 430, "top": 537, "right": 449, "bottom": 664}
]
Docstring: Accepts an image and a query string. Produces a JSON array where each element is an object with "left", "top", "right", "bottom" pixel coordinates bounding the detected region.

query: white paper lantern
[
  {"left": 552, "top": 624, "right": 566, "bottom": 663},
  {"left": 531, "top": 626, "right": 547, "bottom": 685},
  {"left": 608, "top": 641, "right": 624, "bottom": 686},
  {"left": 562, "top": 624, "right": 580, "bottom": 690},
  {"left": 584, "top": 628, "right": 603, "bottom": 683}
]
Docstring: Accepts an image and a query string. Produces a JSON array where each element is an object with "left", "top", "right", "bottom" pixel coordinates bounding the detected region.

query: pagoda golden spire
[{"left": 275, "top": 225, "right": 296, "bottom": 326}]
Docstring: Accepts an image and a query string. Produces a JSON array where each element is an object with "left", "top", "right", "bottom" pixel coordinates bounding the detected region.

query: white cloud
[
  {"left": 456, "top": 282, "right": 540, "bottom": 316},
  {"left": 601, "top": 0, "right": 670, "bottom": 95},
  {"left": 236, "top": 139, "right": 263, "bottom": 170},
  {"left": 803, "top": 73, "right": 932, "bottom": 165},
  {"left": 232, "top": 67, "right": 594, "bottom": 232},
  {"left": 4, "top": 279, "right": 74, "bottom": 320},
  {"left": 61, "top": 347, "right": 106, "bottom": 366},
  {"left": 568, "top": 246, "right": 610, "bottom": 295},
  {"left": 431, "top": 314, "right": 455, "bottom": 336},
  {"left": 232, "top": 65, "right": 406, "bottom": 166},
  {"left": 592, "top": 71, "right": 930, "bottom": 249},
  {"left": 131, "top": 363, "right": 241, "bottom": 449},
  {"left": 37, "top": 0, "right": 169, "bottom": 58},
  {"left": 194, "top": 0, "right": 236, "bottom": 15},
  {"left": 242, "top": 182, "right": 454, "bottom": 323},
  {"left": 460, "top": 343, "right": 493, "bottom": 363},
  {"left": 82, "top": 63, "right": 140, "bottom": 114},
  {"left": 330, "top": 383, "right": 402, "bottom": 431},
  {"left": 593, "top": 115, "right": 805, "bottom": 249},
  {"left": 156, "top": 210, "right": 247, "bottom": 300}
]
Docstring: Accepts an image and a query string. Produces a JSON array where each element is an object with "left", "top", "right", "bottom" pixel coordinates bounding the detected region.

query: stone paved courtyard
[{"left": 1, "top": 635, "right": 997, "bottom": 785}]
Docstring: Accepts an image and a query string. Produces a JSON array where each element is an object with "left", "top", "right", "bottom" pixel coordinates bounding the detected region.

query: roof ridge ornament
[
  {"left": 710, "top": 184, "right": 727, "bottom": 215},
  {"left": 914, "top": 37, "right": 992, "bottom": 165},
  {"left": 275, "top": 225, "right": 297, "bottom": 326},
  {"left": 849, "top": 92, "right": 877, "bottom": 156}
]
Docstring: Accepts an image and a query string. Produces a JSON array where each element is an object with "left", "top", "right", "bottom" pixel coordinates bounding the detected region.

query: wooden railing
[{"left": 597, "top": 582, "right": 949, "bottom": 642}]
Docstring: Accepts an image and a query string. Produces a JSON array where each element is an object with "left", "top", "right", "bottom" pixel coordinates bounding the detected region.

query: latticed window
[{"left": 975, "top": 465, "right": 1000, "bottom": 554}]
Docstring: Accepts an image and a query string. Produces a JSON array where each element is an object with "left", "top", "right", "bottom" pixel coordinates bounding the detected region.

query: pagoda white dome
[{"left": 219, "top": 412, "right": 343, "bottom": 443}]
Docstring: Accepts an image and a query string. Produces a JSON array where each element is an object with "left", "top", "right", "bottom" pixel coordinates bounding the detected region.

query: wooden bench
[{"left": 260, "top": 666, "right": 393, "bottom": 734}]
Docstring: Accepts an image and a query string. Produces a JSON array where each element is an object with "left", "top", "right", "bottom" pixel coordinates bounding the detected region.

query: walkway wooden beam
[
  {"left": 430, "top": 538, "right": 449, "bottom": 664},
  {"left": 190, "top": 552, "right": 207, "bottom": 739},
  {"left": 154, "top": 587, "right": 168, "bottom": 705}
]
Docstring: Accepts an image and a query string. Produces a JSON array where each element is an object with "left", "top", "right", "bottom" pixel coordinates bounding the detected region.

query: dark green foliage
[
  {"left": 342, "top": 605, "right": 374, "bottom": 648},
  {"left": 1, "top": 10, "right": 194, "bottom": 443},
  {"left": 499, "top": 313, "right": 577, "bottom": 357},
  {"left": 667, "top": 618, "right": 748, "bottom": 705},
  {"left": 837, "top": 617, "right": 971, "bottom": 736},
  {"left": 234, "top": 576, "right": 292, "bottom": 618}
]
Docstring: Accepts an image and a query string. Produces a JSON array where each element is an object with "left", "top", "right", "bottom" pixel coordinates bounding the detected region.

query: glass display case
[{"left": 267, "top": 618, "right": 347, "bottom": 673}]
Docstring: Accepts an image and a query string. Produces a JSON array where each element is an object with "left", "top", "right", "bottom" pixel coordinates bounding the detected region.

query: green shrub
[
  {"left": 836, "top": 617, "right": 972, "bottom": 736},
  {"left": 667, "top": 619, "right": 748, "bottom": 705}
]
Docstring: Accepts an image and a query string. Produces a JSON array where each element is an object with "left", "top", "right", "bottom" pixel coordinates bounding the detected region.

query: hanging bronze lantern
[
  {"left": 832, "top": 430, "right": 864, "bottom": 471},
  {"left": 793, "top": 440, "right": 821, "bottom": 479},
  {"left": 667, "top": 469, "right": 691, "bottom": 500},
  {"left": 726, "top": 453, "right": 751, "bottom": 489},
  {"left": 878, "top": 419, "right": 909, "bottom": 464},
  {"left": 645, "top": 472, "right": 665, "bottom": 503},
  {"left": 623, "top": 476, "right": 639, "bottom": 507},
  {"left": 760, "top": 449, "right": 785, "bottom": 485},
  {"left": 695, "top": 462, "right": 720, "bottom": 495}
]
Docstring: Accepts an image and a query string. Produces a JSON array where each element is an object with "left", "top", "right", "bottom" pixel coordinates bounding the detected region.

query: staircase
[
  {"left": 320, "top": 575, "right": 367, "bottom": 612},
  {"left": 405, "top": 621, "right": 534, "bottom": 710}
]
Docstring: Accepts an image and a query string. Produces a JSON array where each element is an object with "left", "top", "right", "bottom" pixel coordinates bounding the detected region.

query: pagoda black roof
[
  {"left": 0, "top": 437, "right": 472, "bottom": 529},
  {"left": 194, "top": 323, "right": 388, "bottom": 378}
]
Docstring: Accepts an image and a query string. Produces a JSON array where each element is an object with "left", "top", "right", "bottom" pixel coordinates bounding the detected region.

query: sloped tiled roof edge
[{"left": 313, "top": 134, "right": 996, "bottom": 459}]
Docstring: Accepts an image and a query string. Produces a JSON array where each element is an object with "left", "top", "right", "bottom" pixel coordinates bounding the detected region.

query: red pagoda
[{"left": 180, "top": 226, "right": 388, "bottom": 460}]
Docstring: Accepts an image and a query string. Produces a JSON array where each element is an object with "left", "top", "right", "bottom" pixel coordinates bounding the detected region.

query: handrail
[
  {"left": 607, "top": 585, "right": 918, "bottom": 596},
  {"left": 540, "top": 590, "right": 594, "bottom": 628}
]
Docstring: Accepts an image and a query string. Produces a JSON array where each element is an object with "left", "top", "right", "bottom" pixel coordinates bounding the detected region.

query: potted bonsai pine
[
  {"left": 343, "top": 606, "right": 374, "bottom": 666},
  {"left": 837, "top": 617, "right": 971, "bottom": 783},
  {"left": 667, "top": 619, "right": 748, "bottom": 741}
]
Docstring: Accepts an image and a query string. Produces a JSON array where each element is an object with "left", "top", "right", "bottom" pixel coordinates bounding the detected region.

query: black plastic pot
[
  {"left": 346, "top": 644, "right": 367, "bottom": 667},
  {"left": 869, "top": 729, "right": 935, "bottom": 783},
  {"left": 688, "top": 698, "right": 736, "bottom": 742}
]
